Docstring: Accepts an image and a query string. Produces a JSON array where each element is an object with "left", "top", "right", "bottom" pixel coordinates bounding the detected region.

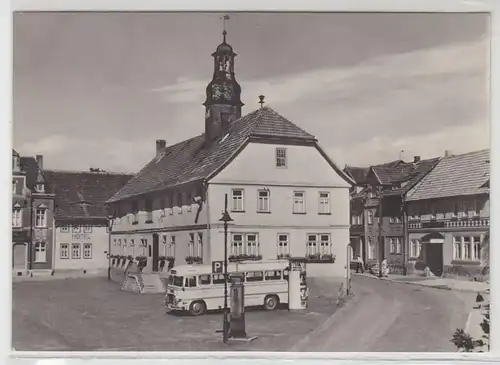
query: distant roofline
[{"left": 44, "top": 169, "right": 135, "bottom": 176}]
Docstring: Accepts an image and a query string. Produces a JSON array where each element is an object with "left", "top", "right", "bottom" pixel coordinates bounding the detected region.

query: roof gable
[
  {"left": 108, "top": 107, "right": 321, "bottom": 203},
  {"left": 406, "top": 149, "right": 490, "bottom": 201}
]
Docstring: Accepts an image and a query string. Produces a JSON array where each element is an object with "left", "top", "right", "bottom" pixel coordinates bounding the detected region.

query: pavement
[
  {"left": 12, "top": 275, "right": 474, "bottom": 352},
  {"left": 352, "top": 272, "right": 489, "bottom": 293}
]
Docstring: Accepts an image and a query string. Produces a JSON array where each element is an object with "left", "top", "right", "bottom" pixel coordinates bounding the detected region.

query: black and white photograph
[{"left": 11, "top": 11, "right": 491, "bottom": 353}]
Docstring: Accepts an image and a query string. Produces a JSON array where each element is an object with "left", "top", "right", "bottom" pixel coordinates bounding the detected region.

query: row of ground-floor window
[
  {"left": 110, "top": 229, "right": 345, "bottom": 265},
  {"left": 350, "top": 230, "right": 487, "bottom": 276}
]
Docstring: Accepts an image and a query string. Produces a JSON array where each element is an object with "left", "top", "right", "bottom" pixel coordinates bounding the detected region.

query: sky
[{"left": 12, "top": 12, "right": 490, "bottom": 173}]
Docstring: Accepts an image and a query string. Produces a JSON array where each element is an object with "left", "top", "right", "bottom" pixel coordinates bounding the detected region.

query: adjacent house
[
  {"left": 345, "top": 156, "right": 440, "bottom": 273},
  {"left": 43, "top": 169, "right": 133, "bottom": 274},
  {"left": 106, "top": 29, "right": 353, "bottom": 278},
  {"left": 405, "top": 149, "right": 490, "bottom": 277},
  {"left": 12, "top": 153, "right": 56, "bottom": 276}
]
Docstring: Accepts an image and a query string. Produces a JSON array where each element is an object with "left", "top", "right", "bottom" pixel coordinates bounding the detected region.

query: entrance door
[
  {"left": 426, "top": 242, "right": 444, "bottom": 276},
  {"left": 152, "top": 234, "right": 159, "bottom": 272},
  {"left": 13, "top": 243, "right": 26, "bottom": 270}
]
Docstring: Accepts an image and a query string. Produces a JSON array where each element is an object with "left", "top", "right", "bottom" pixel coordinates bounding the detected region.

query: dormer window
[
  {"left": 276, "top": 148, "right": 287, "bottom": 168},
  {"left": 36, "top": 183, "right": 45, "bottom": 193}
]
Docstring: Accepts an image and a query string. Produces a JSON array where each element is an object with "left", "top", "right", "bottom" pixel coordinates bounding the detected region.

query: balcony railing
[{"left": 409, "top": 218, "right": 489, "bottom": 230}]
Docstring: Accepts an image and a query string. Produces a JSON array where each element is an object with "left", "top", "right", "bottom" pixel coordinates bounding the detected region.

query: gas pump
[
  {"left": 288, "top": 259, "right": 309, "bottom": 310},
  {"left": 229, "top": 272, "right": 246, "bottom": 338}
]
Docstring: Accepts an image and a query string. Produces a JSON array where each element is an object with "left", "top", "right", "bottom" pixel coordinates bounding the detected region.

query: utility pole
[
  {"left": 219, "top": 194, "right": 233, "bottom": 343},
  {"left": 401, "top": 197, "right": 408, "bottom": 276},
  {"left": 378, "top": 185, "right": 384, "bottom": 278}
]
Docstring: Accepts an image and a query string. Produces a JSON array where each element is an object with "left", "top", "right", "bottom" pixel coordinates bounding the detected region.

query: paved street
[{"left": 12, "top": 275, "right": 474, "bottom": 352}]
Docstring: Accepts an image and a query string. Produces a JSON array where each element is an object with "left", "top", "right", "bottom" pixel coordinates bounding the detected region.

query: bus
[{"left": 164, "top": 261, "right": 290, "bottom": 316}]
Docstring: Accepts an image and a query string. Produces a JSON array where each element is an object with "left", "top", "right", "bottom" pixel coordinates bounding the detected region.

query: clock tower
[{"left": 203, "top": 23, "right": 244, "bottom": 143}]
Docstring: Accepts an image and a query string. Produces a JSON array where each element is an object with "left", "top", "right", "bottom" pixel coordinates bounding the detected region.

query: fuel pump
[{"left": 288, "top": 259, "right": 308, "bottom": 310}]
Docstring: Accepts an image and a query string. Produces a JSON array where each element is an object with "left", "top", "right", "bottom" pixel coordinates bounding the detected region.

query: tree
[{"left": 451, "top": 303, "right": 490, "bottom": 352}]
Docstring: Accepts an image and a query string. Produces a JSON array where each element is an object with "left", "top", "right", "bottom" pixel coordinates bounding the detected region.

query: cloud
[
  {"left": 327, "top": 120, "right": 489, "bottom": 167},
  {"left": 17, "top": 135, "right": 154, "bottom": 173}
]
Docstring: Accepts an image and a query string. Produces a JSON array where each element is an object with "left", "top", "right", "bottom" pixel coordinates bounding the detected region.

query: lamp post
[
  {"left": 107, "top": 214, "right": 114, "bottom": 281},
  {"left": 219, "top": 193, "right": 233, "bottom": 343},
  {"left": 377, "top": 185, "right": 384, "bottom": 278}
]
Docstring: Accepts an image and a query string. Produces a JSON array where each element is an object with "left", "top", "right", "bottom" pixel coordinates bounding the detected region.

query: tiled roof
[
  {"left": 383, "top": 157, "right": 441, "bottom": 197},
  {"left": 44, "top": 170, "right": 134, "bottom": 219},
  {"left": 344, "top": 166, "right": 370, "bottom": 185},
  {"left": 406, "top": 149, "right": 490, "bottom": 201},
  {"left": 372, "top": 164, "right": 414, "bottom": 186},
  {"left": 108, "top": 107, "right": 333, "bottom": 203}
]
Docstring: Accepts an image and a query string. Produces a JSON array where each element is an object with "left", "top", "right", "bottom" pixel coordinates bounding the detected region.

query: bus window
[
  {"left": 199, "top": 274, "right": 211, "bottom": 285},
  {"left": 265, "top": 270, "right": 281, "bottom": 280},
  {"left": 170, "top": 275, "right": 184, "bottom": 287},
  {"left": 246, "top": 271, "right": 264, "bottom": 282},
  {"left": 283, "top": 269, "right": 289, "bottom": 281},
  {"left": 185, "top": 276, "right": 197, "bottom": 288},
  {"left": 213, "top": 274, "right": 226, "bottom": 284}
]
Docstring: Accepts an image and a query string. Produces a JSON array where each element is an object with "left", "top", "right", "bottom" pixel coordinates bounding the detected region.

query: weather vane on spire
[{"left": 221, "top": 14, "right": 230, "bottom": 41}]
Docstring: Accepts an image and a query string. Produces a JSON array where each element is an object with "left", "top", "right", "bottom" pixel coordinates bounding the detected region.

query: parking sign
[{"left": 212, "top": 260, "right": 224, "bottom": 273}]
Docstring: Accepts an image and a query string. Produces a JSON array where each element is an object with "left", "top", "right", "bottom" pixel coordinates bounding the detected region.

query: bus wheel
[
  {"left": 264, "top": 295, "right": 279, "bottom": 311},
  {"left": 189, "top": 301, "right": 207, "bottom": 316}
]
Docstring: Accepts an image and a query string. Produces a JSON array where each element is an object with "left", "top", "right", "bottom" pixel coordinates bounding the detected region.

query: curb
[{"left": 352, "top": 273, "right": 488, "bottom": 294}]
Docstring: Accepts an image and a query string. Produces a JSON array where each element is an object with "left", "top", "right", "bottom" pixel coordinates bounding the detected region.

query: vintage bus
[{"left": 164, "top": 261, "right": 290, "bottom": 316}]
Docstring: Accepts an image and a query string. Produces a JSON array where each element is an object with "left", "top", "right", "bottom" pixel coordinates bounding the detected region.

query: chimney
[
  {"left": 35, "top": 154, "right": 43, "bottom": 170},
  {"left": 413, "top": 156, "right": 421, "bottom": 163},
  {"left": 156, "top": 140, "right": 166, "bottom": 157},
  {"left": 444, "top": 150, "right": 452, "bottom": 158}
]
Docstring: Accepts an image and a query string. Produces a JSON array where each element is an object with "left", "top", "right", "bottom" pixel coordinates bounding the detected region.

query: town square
[{"left": 11, "top": 12, "right": 490, "bottom": 352}]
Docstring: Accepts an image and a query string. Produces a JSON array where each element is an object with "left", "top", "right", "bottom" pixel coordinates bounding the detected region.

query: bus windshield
[{"left": 169, "top": 275, "right": 184, "bottom": 287}]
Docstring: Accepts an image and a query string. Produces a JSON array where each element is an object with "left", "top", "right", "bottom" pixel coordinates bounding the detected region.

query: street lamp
[
  {"left": 219, "top": 193, "right": 233, "bottom": 343},
  {"left": 107, "top": 213, "right": 114, "bottom": 281},
  {"left": 377, "top": 185, "right": 384, "bottom": 278}
]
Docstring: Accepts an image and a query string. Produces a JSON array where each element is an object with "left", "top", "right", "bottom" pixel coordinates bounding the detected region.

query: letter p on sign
[{"left": 212, "top": 260, "right": 224, "bottom": 273}]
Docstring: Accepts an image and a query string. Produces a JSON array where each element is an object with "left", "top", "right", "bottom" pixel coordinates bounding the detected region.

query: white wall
[{"left": 54, "top": 225, "right": 109, "bottom": 271}]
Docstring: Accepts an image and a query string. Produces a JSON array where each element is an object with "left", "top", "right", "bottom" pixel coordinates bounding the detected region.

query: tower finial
[
  {"left": 221, "top": 14, "right": 230, "bottom": 42},
  {"left": 258, "top": 95, "right": 265, "bottom": 108}
]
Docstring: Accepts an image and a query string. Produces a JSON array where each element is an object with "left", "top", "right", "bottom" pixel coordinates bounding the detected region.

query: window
[
  {"left": 351, "top": 215, "right": 362, "bottom": 225},
  {"left": 306, "top": 234, "right": 318, "bottom": 255},
  {"left": 196, "top": 233, "right": 203, "bottom": 258},
  {"left": 83, "top": 225, "right": 92, "bottom": 233},
  {"left": 246, "top": 271, "right": 264, "bottom": 282},
  {"left": 246, "top": 234, "right": 259, "bottom": 256},
  {"left": 188, "top": 233, "right": 195, "bottom": 256},
  {"left": 473, "top": 236, "right": 481, "bottom": 260},
  {"left": 34, "top": 242, "right": 47, "bottom": 262},
  {"left": 12, "top": 207, "right": 22, "bottom": 227},
  {"left": 293, "top": 191, "right": 306, "bottom": 214},
  {"left": 185, "top": 276, "right": 197, "bottom": 288},
  {"left": 35, "top": 208, "right": 47, "bottom": 228},
  {"left": 410, "top": 239, "right": 421, "bottom": 258},
  {"left": 60, "top": 226, "right": 69, "bottom": 233},
  {"left": 453, "top": 236, "right": 462, "bottom": 260},
  {"left": 389, "top": 238, "right": 401, "bottom": 254},
  {"left": 395, "top": 217, "right": 402, "bottom": 223},
  {"left": 389, "top": 217, "right": 395, "bottom": 224},
  {"left": 12, "top": 180, "right": 17, "bottom": 194},
  {"left": 188, "top": 233, "right": 203, "bottom": 258},
  {"left": 83, "top": 243, "right": 92, "bottom": 259},
  {"left": 265, "top": 270, "right": 282, "bottom": 281},
  {"left": 231, "top": 234, "right": 244, "bottom": 255},
  {"left": 257, "top": 190, "right": 270, "bottom": 212},
  {"left": 368, "top": 237, "right": 376, "bottom": 260},
  {"left": 71, "top": 243, "right": 81, "bottom": 259},
  {"left": 231, "top": 189, "right": 244, "bottom": 212},
  {"left": 132, "top": 201, "right": 139, "bottom": 222},
  {"left": 213, "top": 274, "right": 226, "bottom": 284},
  {"left": 319, "top": 234, "right": 331, "bottom": 255},
  {"left": 167, "top": 236, "right": 176, "bottom": 257},
  {"left": 145, "top": 199, "right": 153, "bottom": 221},
  {"left": 367, "top": 211, "right": 374, "bottom": 225},
  {"left": 318, "top": 192, "right": 331, "bottom": 214},
  {"left": 60, "top": 243, "right": 69, "bottom": 259},
  {"left": 276, "top": 147, "right": 287, "bottom": 168},
  {"left": 277, "top": 234, "right": 290, "bottom": 256},
  {"left": 199, "top": 274, "right": 211, "bottom": 285},
  {"left": 72, "top": 225, "right": 81, "bottom": 233},
  {"left": 463, "top": 237, "right": 471, "bottom": 260}
]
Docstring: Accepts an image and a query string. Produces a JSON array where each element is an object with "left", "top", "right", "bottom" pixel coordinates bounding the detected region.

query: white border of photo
[{"left": 2, "top": 0, "right": 499, "bottom": 364}]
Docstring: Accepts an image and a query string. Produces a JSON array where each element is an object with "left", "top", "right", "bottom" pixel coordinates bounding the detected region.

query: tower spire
[{"left": 221, "top": 15, "right": 230, "bottom": 42}]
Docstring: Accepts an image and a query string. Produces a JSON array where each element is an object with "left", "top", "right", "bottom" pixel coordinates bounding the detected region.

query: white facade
[
  {"left": 54, "top": 224, "right": 109, "bottom": 273},
  {"left": 110, "top": 142, "right": 351, "bottom": 277}
]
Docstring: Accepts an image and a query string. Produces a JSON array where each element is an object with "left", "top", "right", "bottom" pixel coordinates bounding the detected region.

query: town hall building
[{"left": 106, "top": 29, "right": 353, "bottom": 277}]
